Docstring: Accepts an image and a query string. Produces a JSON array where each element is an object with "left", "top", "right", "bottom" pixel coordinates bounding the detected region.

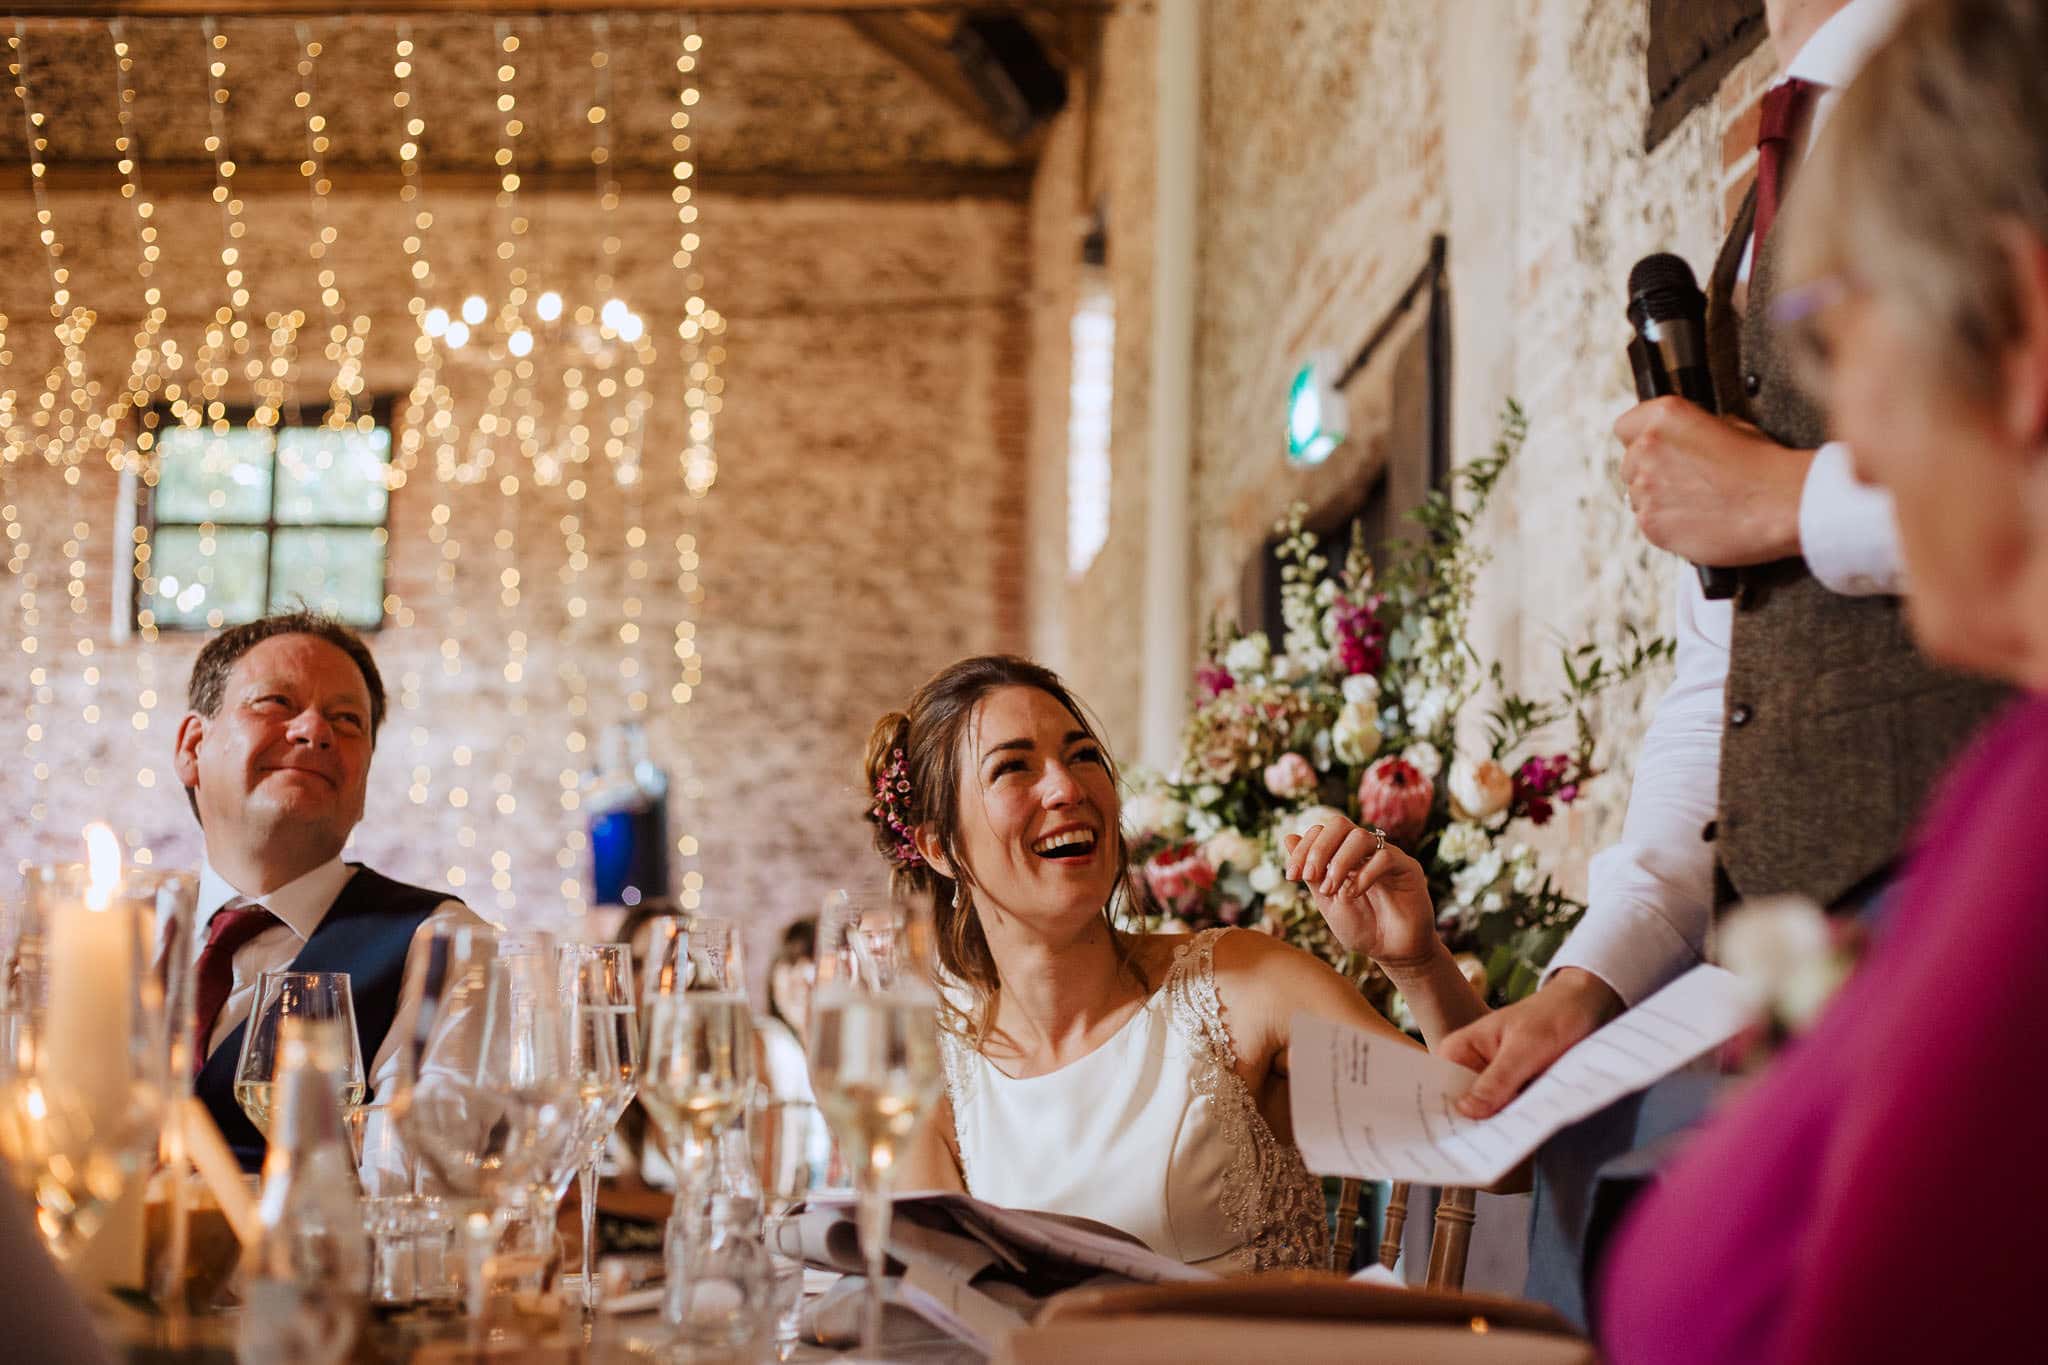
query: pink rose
[
  {"left": 1263, "top": 752, "right": 1318, "bottom": 801},
  {"left": 1143, "top": 843, "right": 1217, "bottom": 917},
  {"left": 1357, "top": 757, "right": 1435, "bottom": 848}
]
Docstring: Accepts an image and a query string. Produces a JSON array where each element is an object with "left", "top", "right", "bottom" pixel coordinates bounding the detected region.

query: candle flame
[{"left": 83, "top": 822, "right": 121, "bottom": 911}]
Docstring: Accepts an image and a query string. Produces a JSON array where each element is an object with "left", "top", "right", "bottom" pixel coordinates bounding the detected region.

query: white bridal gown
[{"left": 940, "top": 927, "right": 1328, "bottom": 1273}]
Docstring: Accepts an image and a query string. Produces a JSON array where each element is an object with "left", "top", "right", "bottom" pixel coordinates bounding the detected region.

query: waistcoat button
[
  {"left": 1729, "top": 703, "right": 1754, "bottom": 727},
  {"left": 1743, "top": 371, "right": 1763, "bottom": 397},
  {"left": 1701, "top": 819, "right": 1719, "bottom": 843}
]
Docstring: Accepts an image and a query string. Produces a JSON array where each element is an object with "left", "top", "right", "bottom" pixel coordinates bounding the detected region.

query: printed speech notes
[{"left": 1290, "top": 964, "right": 1761, "bottom": 1186}]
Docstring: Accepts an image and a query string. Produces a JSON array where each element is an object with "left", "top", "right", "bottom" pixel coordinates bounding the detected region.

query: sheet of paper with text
[{"left": 1290, "top": 964, "right": 1761, "bottom": 1186}]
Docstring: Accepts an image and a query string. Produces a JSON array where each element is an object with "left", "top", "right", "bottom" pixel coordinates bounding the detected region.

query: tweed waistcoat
[
  {"left": 1704, "top": 184, "right": 2008, "bottom": 908},
  {"left": 195, "top": 865, "right": 449, "bottom": 1171}
]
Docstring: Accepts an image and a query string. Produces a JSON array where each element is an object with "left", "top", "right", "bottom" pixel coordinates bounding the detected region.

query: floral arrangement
[{"left": 1125, "top": 403, "right": 1674, "bottom": 1017}]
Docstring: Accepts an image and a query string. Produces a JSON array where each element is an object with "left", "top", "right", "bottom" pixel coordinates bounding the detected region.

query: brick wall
[
  {"left": 1027, "top": 0, "right": 1781, "bottom": 886},
  {"left": 0, "top": 182, "right": 1031, "bottom": 982}
]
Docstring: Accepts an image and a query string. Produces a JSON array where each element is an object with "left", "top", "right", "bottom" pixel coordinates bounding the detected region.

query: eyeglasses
[{"left": 1770, "top": 272, "right": 1856, "bottom": 393}]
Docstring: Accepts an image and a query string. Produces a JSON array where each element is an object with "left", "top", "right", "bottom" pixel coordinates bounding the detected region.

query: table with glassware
[{"left": 1, "top": 840, "right": 954, "bottom": 1362}]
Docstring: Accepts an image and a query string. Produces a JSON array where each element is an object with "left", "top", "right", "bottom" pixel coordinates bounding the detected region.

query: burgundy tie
[
  {"left": 191, "top": 899, "right": 279, "bottom": 1072},
  {"left": 1753, "top": 77, "right": 1820, "bottom": 249}
]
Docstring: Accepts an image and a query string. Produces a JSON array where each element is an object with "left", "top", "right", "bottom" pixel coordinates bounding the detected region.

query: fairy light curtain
[{"left": 0, "top": 15, "right": 724, "bottom": 925}]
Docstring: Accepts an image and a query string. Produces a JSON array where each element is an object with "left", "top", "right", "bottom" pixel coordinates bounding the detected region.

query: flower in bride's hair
[
  {"left": 1263, "top": 752, "right": 1318, "bottom": 800},
  {"left": 1448, "top": 756, "right": 1514, "bottom": 820},
  {"left": 1357, "top": 756, "right": 1434, "bottom": 848},
  {"left": 871, "top": 747, "right": 924, "bottom": 867}
]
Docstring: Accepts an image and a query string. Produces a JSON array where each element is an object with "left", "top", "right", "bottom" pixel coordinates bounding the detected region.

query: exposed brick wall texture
[{"left": 0, "top": 174, "right": 1030, "bottom": 983}]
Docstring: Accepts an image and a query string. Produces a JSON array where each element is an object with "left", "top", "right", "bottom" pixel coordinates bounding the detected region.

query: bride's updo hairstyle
[{"left": 863, "top": 655, "right": 1139, "bottom": 1042}]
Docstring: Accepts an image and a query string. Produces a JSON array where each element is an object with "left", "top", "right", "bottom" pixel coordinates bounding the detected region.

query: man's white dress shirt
[
  {"left": 170, "top": 857, "right": 476, "bottom": 1099},
  {"left": 1545, "top": 0, "right": 1913, "bottom": 1005}
]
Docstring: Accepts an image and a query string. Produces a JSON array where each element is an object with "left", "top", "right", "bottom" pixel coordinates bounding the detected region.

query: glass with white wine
[
  {"left": 233, "top": 971, "right": 366, "bottom": 1141},
  {"left": 560, "top": 941, "right": 638, "bottom": 1311},
  {"left": 810, "top": 888, "right": 944, "bottom": 1358},
  {"left": 638, "top": 916, "right": 758, "bottom": 1328}
]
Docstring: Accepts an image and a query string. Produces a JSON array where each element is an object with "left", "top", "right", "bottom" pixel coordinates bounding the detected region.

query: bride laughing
[{"left": 871, "top": 655, "right": 1486, "bottom": 1271}]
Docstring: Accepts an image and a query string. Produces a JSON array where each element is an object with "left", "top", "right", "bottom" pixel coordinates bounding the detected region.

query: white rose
[
  {"left": 1223, "top": 633, "right": 1271, "bottom": 679},
  {"left": 1187, "top": 807, "right": 1224, "bottom": 843},
  {"left": 1279, "top": 804, "right": 1348, "bottom": 847},
  {"left": 1436, "top": 821, "right": 1489, "bottom": 866},
  {"left": 1402, "top": 741, "right": 1443, "bottom": 780},
  {"left": 1201, "top": 828, "right": 1261, "bottom": 873},
  {"left": 1248, "top": 860, "right": 1282, "bottom": 895},
  {"left": 1193, "top": 783, "right": 1225, "bottom": 810},
  {"left": 1719, "top": 895, "right": 1832, "bottom": 1009},
  {"left": 1340, "top": 672, "right": 1381, "bottom": 705},
  {"left": 1447, "top": 757, "right": 1514, "bottom": 820},
  {"left": 1123, "top": 790, "right": 1189, "bottom": 840},
  {"left": 1269, "top": 653, "right": 1301, "bottom": 683},
  {"left": 1331, "top": 700, "right": 1383, "bottom": 765}
]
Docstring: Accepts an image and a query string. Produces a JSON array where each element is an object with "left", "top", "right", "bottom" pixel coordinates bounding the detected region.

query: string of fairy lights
[{"left": 0, "top": 16, "right": 723, "bottom": 917}]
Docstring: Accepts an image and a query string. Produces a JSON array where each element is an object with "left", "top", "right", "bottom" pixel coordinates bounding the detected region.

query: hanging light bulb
[
  {"left": 536, "top": 291, "right": 562, "bottom": 322},
  {"left": 600, "top": 297, "right": 629, "bottom": 329},
  {"left": 422, "top": 306, "right": 450, "bottom": 337},
  {"left": 508, "top": 328, "right": 534, "bottom": 358},
  {"left": 461, "top": 294, "right": 488, "bottom": 326},
  {"left": 618, "top": 313, "right": 644, "bottom": 343},
  {"left": 445, "top": 320, "right": 471, "bottom": 349}
]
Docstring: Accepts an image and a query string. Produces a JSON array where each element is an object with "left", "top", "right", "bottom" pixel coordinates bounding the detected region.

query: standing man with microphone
[{"left": 1437, "top": 0, "right": 2009, "bottom": 1328}]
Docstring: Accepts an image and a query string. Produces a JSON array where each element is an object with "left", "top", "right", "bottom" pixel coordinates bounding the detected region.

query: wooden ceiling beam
[
  {"left": 0, "top": 1, "right": 1108, "bottom": 16},
  {"left": 841, "top": 12, "right": 1025, "bottom": 144},
  {"left": 0, "top": 159, "right": 1031, "bottom": 201}
]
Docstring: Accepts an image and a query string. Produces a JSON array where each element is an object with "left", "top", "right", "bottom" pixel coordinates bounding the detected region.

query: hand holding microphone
[{"left": 1625, "top": 253, "right": 1740, "bottom": 599}]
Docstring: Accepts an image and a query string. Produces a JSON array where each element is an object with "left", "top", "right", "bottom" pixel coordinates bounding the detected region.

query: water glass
[{"left": 663, "top": 1193, "right": 774, "bottom": 1356}]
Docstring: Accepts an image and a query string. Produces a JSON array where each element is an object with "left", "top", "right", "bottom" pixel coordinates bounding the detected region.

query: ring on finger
[{"left": 1364, "top": 823, "right": 1387, "bottom": 855}]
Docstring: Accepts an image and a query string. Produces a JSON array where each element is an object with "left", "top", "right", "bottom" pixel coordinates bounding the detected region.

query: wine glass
[
  {"left": 559, "top": 941, "right": 638, "bottom": 1311},
  {"left": 392, "top": 924, "right": 582, "bottom": 1314},
  {"left": 810, "top": 889, "right": 944, "bottom": 1357},
  {"left": 234, "top": 972, "right": 365, "bottom": 1141},
  {"left": 638, "top": 916, "right": 756, "bottom": 1305}
]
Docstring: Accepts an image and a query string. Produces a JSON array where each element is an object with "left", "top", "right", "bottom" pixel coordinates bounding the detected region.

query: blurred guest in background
[
  {"left": 760, "top": 916, "right": 816, "bottom": 1102},
  {"left": 1601, "top": 2, "right": 2048, "bottom": 1357}
]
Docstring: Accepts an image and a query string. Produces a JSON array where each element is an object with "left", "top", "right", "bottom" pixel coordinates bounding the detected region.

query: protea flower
[{"left": 1357, "top": 757, "right": 1434, "bottom": 848}]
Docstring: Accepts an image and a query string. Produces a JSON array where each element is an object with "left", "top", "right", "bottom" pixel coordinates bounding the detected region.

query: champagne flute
[
  {"left": 559, "top": 942, "right": 638, "bottom": 1311},
  {"left": 233, "top": 972, "right": 365, "bottom": 1140},
  {"left": 810, "top": 889, "right": 943, "bottom": 1358},
  {"left": 638, "top": 917, "right": 756, "bottom": 1291}
]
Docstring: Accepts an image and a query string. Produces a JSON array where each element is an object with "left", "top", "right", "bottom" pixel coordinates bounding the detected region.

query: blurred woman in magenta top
[{"left": 1598, "top": 2, "right": 2048, "bottom": 1360}]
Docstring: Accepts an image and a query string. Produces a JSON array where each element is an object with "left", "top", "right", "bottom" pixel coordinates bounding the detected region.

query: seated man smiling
[{"left": 171, "top": 610, "right": 482, "bottom": 1170}]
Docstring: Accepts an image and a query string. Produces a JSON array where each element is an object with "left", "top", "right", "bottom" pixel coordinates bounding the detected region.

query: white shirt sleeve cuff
[
  {"left": 1542, "top": 897, "right": 1703, "bottom": 1008},
  {"left": 1799, "top": 442, "right": 1905, "bottom": 596}
]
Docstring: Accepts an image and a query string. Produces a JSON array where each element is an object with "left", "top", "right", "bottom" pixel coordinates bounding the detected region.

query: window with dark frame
[
  {"left": 1645, "top": 0, "right": 1767, "bottom": 152},
  {"left": 138, "top": 397, "right": 395, "bottom": 632}
]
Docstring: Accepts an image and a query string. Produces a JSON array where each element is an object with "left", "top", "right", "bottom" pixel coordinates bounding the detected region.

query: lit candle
[
  {"left": 46, "top": 824, "right": 148, "bottom": 1291},
  {"left": 44, "top": 824, "right": 138, "bottom": 1123}
]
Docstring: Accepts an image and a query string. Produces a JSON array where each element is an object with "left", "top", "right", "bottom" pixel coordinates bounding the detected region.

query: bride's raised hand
[{"left": 1283, "top": 816, "right": 1440, "bottom": 970}]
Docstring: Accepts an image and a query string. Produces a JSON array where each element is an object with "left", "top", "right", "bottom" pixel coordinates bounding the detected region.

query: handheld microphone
[{"left": 1626, "top": 252, "right": 1739, "bottom": 600}]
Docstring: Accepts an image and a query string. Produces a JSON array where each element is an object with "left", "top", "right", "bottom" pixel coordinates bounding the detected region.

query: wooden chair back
[{"left": 1330, "top": 1177, "right": 1478, "bottom": 1291}]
